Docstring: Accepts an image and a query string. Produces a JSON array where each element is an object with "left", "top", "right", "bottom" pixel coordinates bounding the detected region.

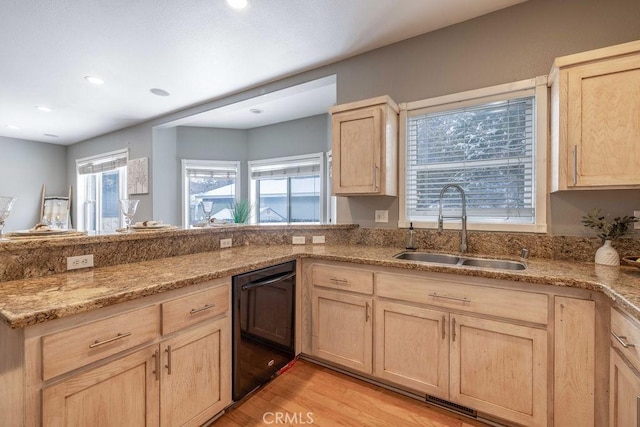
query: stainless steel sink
[
  {"left": 394, "top": 251, "right": 526, "bottom": 271},
  {"left": 459, "top": 257, "right": 526, "bottom": 271},
  {"left": 394, "top": 252, "right": 461, "bottom": 265}
]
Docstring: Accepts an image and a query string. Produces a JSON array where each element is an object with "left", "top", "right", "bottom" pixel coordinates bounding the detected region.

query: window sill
[{"left": 398, "top": 220, "right": 547, "bottom": 234}]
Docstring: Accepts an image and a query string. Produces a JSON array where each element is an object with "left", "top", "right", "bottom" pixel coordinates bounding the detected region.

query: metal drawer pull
[
  {"left": 330, "top": 278, "right": 348, "bottom": 284},
  {"left": 428, "top": 293, "right": 470, "bottom": 303},
  {"left": 89, "top": 332, "right": 131, "bottom": 348},
  {"left": 611, "top": 331, "right": 635, "bottom": 348},
  {"left": 152, "top": 349, "right": 160, "bottom": 381},
  {"left": 365, "top": 302, "right": 370, "bottom": 322},
  {"left": 165, "top": 346, "right": 172, "bottom": 375},
  {"left": 189, "top": 303, "right": 215, "bottom": 315},
  {"left": 441, "top": 316, "right": 446, "bottom": 340}
]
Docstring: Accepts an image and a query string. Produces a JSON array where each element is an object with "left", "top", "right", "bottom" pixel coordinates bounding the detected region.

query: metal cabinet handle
[
  {"left": 452, "top": 318, "right": 457, "bottom": 342},
  {"left": 89, "top": 332, "right": 131, "bottom": 348},
  {"left": 365, "top": 302, "right": 371, "bottom": 322},
  {"left": 428, "top": 292, "right": 470, "bottom": 303},
  {"left": 152, "top": 349, "right": 160, "bottom": 381},
  {"left": 373, "top": 164, "right": 379, "bottom": 191},
  {"left": 190, "top": 303, "right": 215, "bottom": 315},
  {"left": 330, "top": 277, "right": 348, "bottom": 285},
  {"left": 441, "top": 315, "right": 446, "bottom": 340},
  {"left": 611, "top": 331, "right": 635, "bottom": 348},
  {"left": 573, "top": 145, "right": 578, "bottom": 185},
  {"left": 165, "top": 345, "right": 172, "bottom": 375}
]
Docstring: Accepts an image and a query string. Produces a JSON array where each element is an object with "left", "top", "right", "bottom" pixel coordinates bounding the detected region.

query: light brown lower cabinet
[
  {"left": 610, "top": 348, "right": 640, "bottom": 426},
  {"left": 374, "top": 301, "right": 547, "bottom": 427},
  {"left": 42, "top": 317, "right": 230, "bottom": 427},
  {"left": 43, "top": 345, "right": 160, "bottom": 426},
  {"left": 311, "top": 287, "right": 373, "bottom": 374}
]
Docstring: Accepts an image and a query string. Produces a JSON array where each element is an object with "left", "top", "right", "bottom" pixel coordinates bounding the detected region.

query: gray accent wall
[
  {"left": 63, "top": 0, "right": 640, "bottom": 235},
  {"left": 0, "top": 136, "right": 67, "bottom": 231}
]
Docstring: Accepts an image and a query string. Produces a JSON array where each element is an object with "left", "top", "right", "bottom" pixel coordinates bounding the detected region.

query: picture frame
[{"left": 127, "top": 157, "right": 149, "bottom": 195}]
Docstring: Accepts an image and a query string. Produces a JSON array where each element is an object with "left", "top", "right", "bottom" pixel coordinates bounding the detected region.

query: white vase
[{"left": 594, "top": 240, "right": 619, "bottom": 266}]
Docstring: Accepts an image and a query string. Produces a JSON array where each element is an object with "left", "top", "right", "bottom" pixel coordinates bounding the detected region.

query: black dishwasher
[{"left": 232, "top": 261, "right": 295, "bottom": 401}]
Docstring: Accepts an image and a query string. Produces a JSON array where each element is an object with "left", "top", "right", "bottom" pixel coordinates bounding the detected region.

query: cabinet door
[
  {"left": 610, "top": 349, "right": 640, "bottom": 427},
  {"left": 374, "top": 301, "right": 449, "bottom": 397},
  {"left": 160, "top": 317, "right": 231, "bottom": 427},
  {"left": 567, "top": 54, "right": 640, "bottom": 187},
  {"left": 311, "top": 288, "right": 373, "bottom": 374},
  {"left": 450, "top": 314, "right": 547, "bottom": 427},
  {"left": 43, "top": 345, "right": 159, "bottom": 427},
  {"left": 332, "top": 107, "right": 382, "bottom": 194}
]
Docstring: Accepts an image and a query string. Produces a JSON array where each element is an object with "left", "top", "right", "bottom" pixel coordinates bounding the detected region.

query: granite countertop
[{"left": 1, "top": 244, "right": 640, "bottom": 328}]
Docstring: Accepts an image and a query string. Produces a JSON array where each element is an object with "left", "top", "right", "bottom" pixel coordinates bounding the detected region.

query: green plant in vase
[
  {"left": 581, "top": 209, "right": 637, "bottom": 244},
  {"left": 581, "top": 209, "right": 638, "bottom": 266},
  {"left": 229, "top": 200, "right": 252, "bottom": 224}
]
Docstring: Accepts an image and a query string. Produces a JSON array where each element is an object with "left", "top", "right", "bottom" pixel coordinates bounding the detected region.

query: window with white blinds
[
  {"left": 404, "top": 82, "right": 544, "bottom": 228},
  {"left": 181, "top": 160, "right": 240, "bottom": 227},
  {"left": 248, "top": 153, "right": 324, "bottom": 224}
]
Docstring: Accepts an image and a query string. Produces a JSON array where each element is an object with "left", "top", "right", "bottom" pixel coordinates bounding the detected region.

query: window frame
[
  {"left": 181, "top": 159, "right": 241, "bottom": 228},
  {"left": 75, "top": 149, "right": 128, "bottom": 232},
  {"left": 248, "top": 153, "right": 325, "bottom": 224},
  {"left": 399, "top": 76, "right": 548, "bottom": 233}
]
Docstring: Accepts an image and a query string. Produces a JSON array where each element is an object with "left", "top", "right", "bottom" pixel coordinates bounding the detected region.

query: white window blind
[
  {"left": 406, "top": 95, "right": 535, "bottom": 224},
  {"left": 185, "top": 164, "right": 237, "bottom": 179},
  {"left": 250, "top": 156, "right": 321, "bottom": 179},
  {"left": 76, "top": 149, "right": 128, "bottom": 175}
]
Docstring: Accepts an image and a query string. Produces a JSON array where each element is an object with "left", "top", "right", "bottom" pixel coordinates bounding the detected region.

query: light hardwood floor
[{"left": 215, "top": 359, "right": 489, "bottom": 426}]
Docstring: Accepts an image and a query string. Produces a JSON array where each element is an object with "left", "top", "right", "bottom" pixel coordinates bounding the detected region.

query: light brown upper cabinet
[
  {"left": 329, "top": 96, "right": 398, "bottom": 196},
  {"left": 549, "top": 40, "right": 640, "bottom": 191}
]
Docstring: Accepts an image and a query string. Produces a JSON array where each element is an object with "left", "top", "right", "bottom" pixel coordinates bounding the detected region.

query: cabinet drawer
[
  {"left": 42, "top": 305, "right": 160, "bottom": 380},
  {"left": 377, "top": 272, "right": 548, "bottom": 324},
  {"left": 312, "top": 264, "right": 373, "bottom": 295},
  {"left": 162, "top": 285, "right": 229, "bottom": 335},
  {"left": 611, "top": 307, "right": 640, "bottom": 370}
]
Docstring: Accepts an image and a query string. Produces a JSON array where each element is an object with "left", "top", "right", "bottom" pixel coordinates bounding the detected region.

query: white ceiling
[{"left": 0, "top": 0, "right": 525, "bottom": 145}]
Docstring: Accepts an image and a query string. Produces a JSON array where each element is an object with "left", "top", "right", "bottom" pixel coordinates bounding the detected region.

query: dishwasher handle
[{"left": 241, "top": 271, "right": 296, "bottom": 291}]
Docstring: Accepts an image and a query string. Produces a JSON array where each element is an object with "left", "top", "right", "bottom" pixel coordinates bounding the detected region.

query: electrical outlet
[
  {"left": 67, "top": 254, "right": 94, "bottom": 270},
  {"left": 635, "top": 211, "right": 640, "bottom": 230},
  {"left": 220, "top": 238, "right": 232, "bottom": 248},
  {"left": 375, "top": 210, "right": 389, "bottom": 223},
  {"left": 292, "top": 236, "right": 306, "bottom": 245},
  {"left": 312, "top": 235, "right": 325, "bottom": 244}
]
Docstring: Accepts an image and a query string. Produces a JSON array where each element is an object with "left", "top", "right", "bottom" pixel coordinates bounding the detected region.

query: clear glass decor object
[
  {"left": 200, "top": 200, "right": 214, "bottom": 225},
  {"left": 0, "top": 196, "right": 17, "bottom": 241},
  {"left": 119, "top": 199, "right": 140, "bottom": 232},
  {"left": 594, "top": 239, "right": 620, "bottom": 266}
]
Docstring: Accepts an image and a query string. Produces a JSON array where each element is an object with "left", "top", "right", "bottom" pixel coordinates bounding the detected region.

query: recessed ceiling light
[
  {"left": 36, "top": 105, "right": 52, "bottom": 113},
  {"left": 5, "top": 124, "right": 20, "bottom": 130},
  {"left": 44, "top": 134, "right": 59, "bottom": 138},
  {"left": 150, "top": 88, "right": 170, "bottom": 97},
  {"left": 225, "top": 0, "right": 249, "bottom": 10},
  {"left": 250, "top": 108, "right": 263, "bottom": 114},
  {"left": 84, "top": 76, "right": 104, "bottom": 85}
]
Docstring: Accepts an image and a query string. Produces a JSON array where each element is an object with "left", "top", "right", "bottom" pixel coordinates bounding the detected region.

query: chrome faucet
[{"left": 437, "top": 184, "right": 467, "bottom": 253}]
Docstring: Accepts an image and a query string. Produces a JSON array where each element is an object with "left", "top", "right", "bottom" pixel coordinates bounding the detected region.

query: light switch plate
[
  {"left": 375, "top": 210, "right": 389, "bottom": 223},
  {"left": 312, "top": 235, "right": 325, "bottom": 244},
  {"left": 292, "top": 236, "right": 306, "bottom": 245},
  {"left": 220, "top": 238, "right": 232, "bottom": 248}
]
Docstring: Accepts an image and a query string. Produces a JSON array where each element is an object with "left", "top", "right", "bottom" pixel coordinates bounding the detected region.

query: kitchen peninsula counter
[{"left": 2, "top": 244, "right": 640, "bottom": 328}]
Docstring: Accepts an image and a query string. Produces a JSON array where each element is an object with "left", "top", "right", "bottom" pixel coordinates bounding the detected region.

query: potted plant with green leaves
[
  {"left": 581, "top": 209, "right": 638, "bottom": 266},
  {"left": 229, "top": 200, "right": 252, "bottom": 224}
]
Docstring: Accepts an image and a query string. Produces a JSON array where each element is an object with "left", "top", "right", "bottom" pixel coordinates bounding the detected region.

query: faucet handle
[{"left": 521, "top": 248, "right": 529, "bottom": 259}]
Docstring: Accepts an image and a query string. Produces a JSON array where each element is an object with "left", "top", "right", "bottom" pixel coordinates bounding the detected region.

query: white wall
[{"left": 0, "top": 136, "right": 67, "bottom": 231}]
